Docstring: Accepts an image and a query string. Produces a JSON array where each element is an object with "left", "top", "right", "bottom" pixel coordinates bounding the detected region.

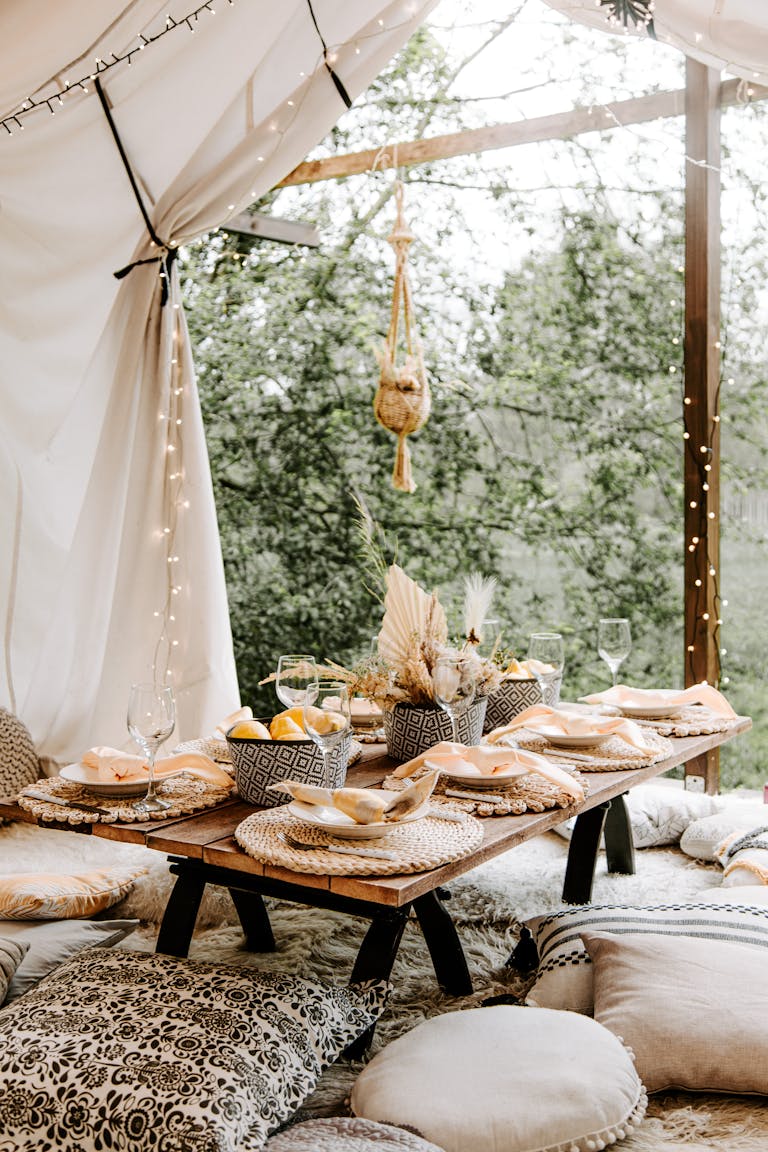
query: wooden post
[{"left": 683, "top": 59, "right": 721, "bottom": 793}]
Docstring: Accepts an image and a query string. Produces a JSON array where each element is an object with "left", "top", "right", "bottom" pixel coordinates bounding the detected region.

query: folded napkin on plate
[
  {"left": 392, "top": 740, "right": 585, "bottom": 803},
  {"left": 81, "top": 747, "right": 233, "bottom": 787},
  {"left": 214, "top": 705, "right": 253, "bottom": 738},
  {"left": 269, "top": 770, "right": 439, "bottom": 825},
  {"left": 485, "top": 704, "right": 650, "bottom": 752},
  {"left": 578, "top": 683, "right": 736, "bottom": 718}
]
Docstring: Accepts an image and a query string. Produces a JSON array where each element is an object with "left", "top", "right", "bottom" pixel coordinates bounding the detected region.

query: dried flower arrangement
[{"left": 322, "top": 565, "right": 502, "bottom": 711}]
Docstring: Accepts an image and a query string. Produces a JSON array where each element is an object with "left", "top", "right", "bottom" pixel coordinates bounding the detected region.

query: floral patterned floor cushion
[{"left": 0, "top": 947, "right": 389, "bottom": 1152}]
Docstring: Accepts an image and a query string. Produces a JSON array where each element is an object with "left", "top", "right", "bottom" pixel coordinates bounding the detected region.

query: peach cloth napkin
[
  {"left": 81, "top": 747, "right": 233, "bottom": 787},
  {"left": 391, "top": 740, "right": 585, "bottom": 803},
  {"left": 578, "top": 683, "right": 737, "bottom": 718},
  {"left": 485, "top": 704, "right": 651, "bottom": 752},
  {"left": 214, "top": 706, "right": 253, "bottom": 737}
]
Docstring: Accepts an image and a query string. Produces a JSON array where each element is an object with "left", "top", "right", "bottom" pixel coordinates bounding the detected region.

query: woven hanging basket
[{"left": 373, "top": 183, "right": 431, "bottom": 493}]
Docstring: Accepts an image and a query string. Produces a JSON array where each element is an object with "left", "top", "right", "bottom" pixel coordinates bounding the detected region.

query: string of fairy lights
[
  {"left": 682, "top": 354, "right": 726, "bottom": 688},
  {"left": 151, "top": 298, "right": 188, "bottom": 689},
  {"left": 1, "top": 1, "right": 230, "bottom": 137}
]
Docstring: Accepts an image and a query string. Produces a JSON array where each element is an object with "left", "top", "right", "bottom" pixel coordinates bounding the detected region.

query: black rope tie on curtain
[
  {"left": 95, "top": 77, "right": 177, "bottom": 306},
  {"left": 305, "top": 0, "right": 353, "bottom": 109}
]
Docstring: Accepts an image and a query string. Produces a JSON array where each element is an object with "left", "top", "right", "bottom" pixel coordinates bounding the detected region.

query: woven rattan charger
[
  {"left": 382, "top": 764, "right": 589, "bottom": 818},
  {"left": 598, "top": 705, "right": 746, "bottom": 739},
  {"left": 17, "top": 774, "right": 236, "bottom": 825},
  {"left": 235, "top": 805, "right": 484, "bottom": 876}
]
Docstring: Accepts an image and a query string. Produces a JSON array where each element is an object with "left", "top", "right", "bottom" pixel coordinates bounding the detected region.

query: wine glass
[
  {"left": 127, "top": 682, "right": 176, "bottom": 814},
  {"left": 598, "top": 618, "right": 632, "bottom": 687},
  {"left": 432, "top": 656, "right": 476, "bottom": 744},
  {"left": 275, "top": 655, "right": 318, "bottom": 711},
  {"left": 527, "top": 633, "right": 564, "bottom": 707},
  {"left": 303, "top": 681, "right": 351, "bottom": 787}
]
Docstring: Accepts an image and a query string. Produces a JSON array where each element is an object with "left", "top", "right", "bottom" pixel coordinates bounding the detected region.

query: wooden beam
[
  {"left": 277, "top": 78, "right": 767, "bottom": 187},
  {"left": 221, "top": 212, "right": 320, "bottom": 247},
  {"left": 683, "top": 58, "right": 722, "bottom": 794}
]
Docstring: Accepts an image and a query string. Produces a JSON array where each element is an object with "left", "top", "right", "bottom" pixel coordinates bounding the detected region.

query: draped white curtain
[
  {"left": 543, "top": 1, "right": 768, "bottom": 82},
  {"left": 0, "top": 0, "right": 434, "bottom": 763}
]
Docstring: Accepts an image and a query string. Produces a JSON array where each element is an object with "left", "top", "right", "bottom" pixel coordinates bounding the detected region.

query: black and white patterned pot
[
  {"left": 227, "top": 729, "right": 352, "bottom": 807},
  {"left": 482, "top": 676, "right": 562, "bottom": 735},
  {"left": 383, "top": 698, "right": 488, "bottom": 762}
]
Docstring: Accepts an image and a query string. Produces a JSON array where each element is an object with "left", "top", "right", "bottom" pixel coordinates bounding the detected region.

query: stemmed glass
[
  {"left": 275, "top": 654, "right": 318, "bottom": 711},
  {"left": 527, "top": 633, "right": 564, "bottom": 707},
  {"left": 127, "top": 682, "right": 176, "bottom": 814},
  {"left": 432, "top": 656, "right": 476, "bottom": 744},
  {"left": 598, "top": 618, "right": 632, "bottom": 687},
  {"left": 303, "top": 680, "right": 351, "bottom": 787}
]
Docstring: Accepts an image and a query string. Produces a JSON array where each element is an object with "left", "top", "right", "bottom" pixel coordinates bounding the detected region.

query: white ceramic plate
[
  {"left": 540, "top": 730, "right": 611, "bottom": 749},
  {"left": 59, "top": 763, "right": 152, "bottom": 797},
  {"left": 618, "top": 704, "right": 684, "bottom": 720},
  {"left": 424, "top": 759, "right": 530, "bottom": 789},
  {"left": 287, "top": 800, "right": 429, "bottom": 840}
]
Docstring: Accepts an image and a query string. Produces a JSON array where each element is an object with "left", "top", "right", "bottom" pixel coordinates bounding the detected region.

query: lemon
[
  {"left": 229, "top": 719, "right": 270, "bottom": 740},
  {"left": 269, "top": 714, "right": 306, "bottom": 741}
]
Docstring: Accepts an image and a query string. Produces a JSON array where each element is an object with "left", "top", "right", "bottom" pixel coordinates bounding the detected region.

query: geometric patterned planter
[
  {"left": 227, "top": 729, "right": 352, "bottom": 808},
  {"left": 483, "top": 676, "right": 562, "bottom": 735},
  {"left": 383, "top": 698, "right": 488, "bottom": 763}
]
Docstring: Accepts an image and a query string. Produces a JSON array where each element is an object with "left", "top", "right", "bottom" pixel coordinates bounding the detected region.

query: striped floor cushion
[{"left": 523, "top": 901, "right": 768, "bottom": 1014}]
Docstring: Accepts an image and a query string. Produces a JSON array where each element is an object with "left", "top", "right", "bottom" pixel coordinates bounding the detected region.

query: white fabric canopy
[
  {"left": 0, "top": 0, "right": 433, "bottom": 764},
  {"left": 544, "top": 0, "right": 768, "bottom": 83}
]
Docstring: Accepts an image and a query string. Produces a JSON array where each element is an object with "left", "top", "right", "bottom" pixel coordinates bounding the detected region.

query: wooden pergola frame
[{"left": 262, "top": 64, "right": 765, "bottom": 791}]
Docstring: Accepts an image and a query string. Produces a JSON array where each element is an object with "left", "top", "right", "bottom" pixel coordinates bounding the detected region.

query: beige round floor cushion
[
  {"left": 265, "top": 1117, "right": 446, "bottom": 1151},
  {"left": 351, "top": 1006, "right": 647, "bottom": 1152}
]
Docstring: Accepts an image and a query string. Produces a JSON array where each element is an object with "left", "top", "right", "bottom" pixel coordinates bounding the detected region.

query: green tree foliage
[{"left": 182, "top": 14, "right": 768, "bottom": 792}]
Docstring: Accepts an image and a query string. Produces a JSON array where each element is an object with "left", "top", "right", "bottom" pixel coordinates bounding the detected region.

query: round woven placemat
[
  {"left": 617, "top": 706, "right": 744, "bottom": 738},
  {"left": 381, "top": 766, "right": 587, "bottom": 817},
  {"left": 17, "top": 775, "right": 235, "bottom": 825},
  {"left": 510, "top": 727, "right": 673, "bottom": 771},
  {"left": 234, "top": 806, "right": 484, "bottom": 876}
]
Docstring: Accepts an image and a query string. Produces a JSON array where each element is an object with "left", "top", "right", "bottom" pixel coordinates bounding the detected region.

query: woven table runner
[
  {"left": 17, "top": 775, "right": 236, "bottom": 825},
  {"left": 234, "top": 806, "right": 484, "bottom": 876},
  {"left": 381, "top": 766, "right": 588, "bottom": 817}
]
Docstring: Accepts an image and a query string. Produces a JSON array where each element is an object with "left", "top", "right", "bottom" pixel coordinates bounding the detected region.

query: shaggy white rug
[{"left": 2, "top": 820, "right": 768, "bottom": 1151}]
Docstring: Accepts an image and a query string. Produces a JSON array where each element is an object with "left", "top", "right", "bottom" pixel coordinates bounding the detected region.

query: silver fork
[{"left": 278, "top": 830, "right": 397, "bottom": 861}]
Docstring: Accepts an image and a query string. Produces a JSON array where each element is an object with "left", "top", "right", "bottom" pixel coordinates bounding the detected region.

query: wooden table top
[{"left": 0, "top": 720, "right": 751, "bottom": 910}]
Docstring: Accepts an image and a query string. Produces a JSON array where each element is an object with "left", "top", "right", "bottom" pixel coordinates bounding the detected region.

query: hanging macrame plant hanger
[{"left": 374, "top": 180, "right": 431, "bottom": 493}]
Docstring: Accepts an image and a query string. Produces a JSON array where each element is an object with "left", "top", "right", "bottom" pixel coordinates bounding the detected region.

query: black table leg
[
  {"left": 562, "top": 801, "right": 610, "bottom": 904},
  {"left": 229, "top": 888, "right": 276, "bottom": 952},
  {"left": 155, "top": 864, "right": 207, "bottom": 957},
  {"left": 414, "top": 889, "right": 473, "bottom": 996},
  {"left": 345, "top": 908, "right": 411, "bottom": 1059},
  {"left": 604, "top": 792, "right": 635, "bottom": 876}
]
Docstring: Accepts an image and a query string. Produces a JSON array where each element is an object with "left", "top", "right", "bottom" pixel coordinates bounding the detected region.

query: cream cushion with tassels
[
  {"left": 351, "top": 1005, "right": 646, "bottom": 1152},
  {"left": 0, "top": 866, "right": 147, "bottom": 919}
]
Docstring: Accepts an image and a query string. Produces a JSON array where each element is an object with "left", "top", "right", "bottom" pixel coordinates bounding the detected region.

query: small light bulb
[
  {"left": 687, "top": 645, "right": 694, "bottom": 652},
  {"left": 695, "top": 579, "right": 702, "bottom": 587},
  {"left": 702, "top": 612, "right": 709, "bottom": 621},
  {"left": 689, "top": 501, "right": 697, "bottom": 508}
]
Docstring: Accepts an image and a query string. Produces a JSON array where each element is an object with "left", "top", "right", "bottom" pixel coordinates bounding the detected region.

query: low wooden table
[{"left": 0, "top": 722, "right": 751, "bottom": 1033}]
